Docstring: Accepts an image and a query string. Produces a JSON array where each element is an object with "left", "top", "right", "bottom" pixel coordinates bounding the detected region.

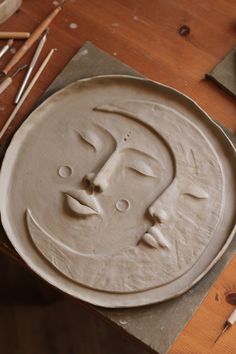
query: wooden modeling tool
[
  {"left": 1, "top": 6, "right": 61, "bottom": 76},
  {"left": 0, "top": 32, "right": 30, "bottom": 39},
  {"left": 0, "top": 48, "right": 56, "bottom": 140},
  {"left": 0, "top": 39, "right": 14, "bottom": 59},
  {"left": 215, "top": 307, "right": 236, "bottom": 343},
  {"left": 0, "top": 64, "right": 27, "bottom": 94},
  {"left": 15, "top": 29, "right": 49, "bottom": 104}
]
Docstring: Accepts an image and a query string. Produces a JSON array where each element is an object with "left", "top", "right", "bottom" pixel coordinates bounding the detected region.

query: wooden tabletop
[
  {"left": 0, "top": 1, "right": 235, "bottom": 353},
  {"left": 170, "top": 255, "right": 236, "bottom": 354}
]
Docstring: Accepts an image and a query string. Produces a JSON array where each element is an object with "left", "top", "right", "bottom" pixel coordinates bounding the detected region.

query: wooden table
[{"left": 0, "top": 1, "right": 235, "bottom": 353}]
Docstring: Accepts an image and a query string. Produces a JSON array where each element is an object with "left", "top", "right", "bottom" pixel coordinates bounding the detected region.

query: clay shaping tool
[
  {"left": 215, "top": 307, "right": 236, "bottom": 343},
  {"left": 15, "top": 29, "right": 49, "bottom": 104},
  {"left": 0, "top": 32, "right": 30, "bottom": 40},
  {"left": 0, "top": 48, "right": 56, "bottom": 140},
  {"left": 0, "top": 64, "right": 27, "bottom": 95},
  {"left": 0, "top": 39, "right": 14, "bottom": 59},
  {"left": 0, "top": 6, "right": 61, "bottom": 76}
]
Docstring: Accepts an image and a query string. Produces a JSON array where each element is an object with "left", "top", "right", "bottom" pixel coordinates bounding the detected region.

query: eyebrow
[
  {"left": 94, "top": 123, "right": 117, "bottom": 146},
  {"left": 76, "top": 129, "right": 102, "bottom": 152}
]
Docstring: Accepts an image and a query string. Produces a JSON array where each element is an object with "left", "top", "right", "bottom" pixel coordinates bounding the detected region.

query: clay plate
[{"left": 0, "top": 75, "right": 235, "bottom": 307}]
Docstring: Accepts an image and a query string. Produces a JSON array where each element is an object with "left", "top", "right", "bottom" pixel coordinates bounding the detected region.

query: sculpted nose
[
  {"left": 84, "top": 150, "right": 118, "bottom": 193},
  {"left": 92, "top": 172, "right": 109, "bottom": 192},
  {"left": 148, "top": 206, "right": 168, "bottom": 223},
  {"left": 84, "top": 172, "right": 108, "bottom": 192}
]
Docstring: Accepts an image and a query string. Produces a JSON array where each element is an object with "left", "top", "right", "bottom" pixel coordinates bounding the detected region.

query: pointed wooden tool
[
  {"left": 0, "top": 48, "right": 56, "bottom": 140},
  {"left": 1, "top": 6, "right": 61, "bottom": 76}
]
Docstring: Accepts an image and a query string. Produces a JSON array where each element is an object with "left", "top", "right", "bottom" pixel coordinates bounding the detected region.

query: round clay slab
[{"left": 0, "top": 75, "right": 235, "bottom": 307}]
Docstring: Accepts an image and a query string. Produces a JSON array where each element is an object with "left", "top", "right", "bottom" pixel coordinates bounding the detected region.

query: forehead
[{"left": 78, "top": 109, "right": 171, "bottom": 159}]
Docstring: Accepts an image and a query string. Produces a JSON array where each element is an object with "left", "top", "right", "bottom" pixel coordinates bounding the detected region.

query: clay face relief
[
  {"left": 1, "top": 77, "right": 234, "bottom": 307},
  {"left": 25, "top": 97, "right": 222, "bottom": 293},
  {"left": 64, "top": 117, "right": 174, "bottom": 248}
]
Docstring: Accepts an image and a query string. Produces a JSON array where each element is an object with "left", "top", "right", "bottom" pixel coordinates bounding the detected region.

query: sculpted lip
[
  {"left": 65, "top": 190, "right": 102, "bottom": 216},
  {"left": 142, "top": 225, "right": 170, "bottom": 249}
]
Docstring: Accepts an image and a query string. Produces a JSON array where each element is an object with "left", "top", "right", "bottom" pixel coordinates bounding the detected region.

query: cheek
[
  {"left": 55, "top": 146, "right": 112, "bottom": 188},
  {"left": 102, "top": 170, "right": 162, "bottom": 216},
  {"left": 178, "top": 195, "right": 209, "bottom": 222}
]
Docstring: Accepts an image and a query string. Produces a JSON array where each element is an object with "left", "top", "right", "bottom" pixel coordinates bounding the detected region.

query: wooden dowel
[
  {"left": 0, "top": 32, "right": 30, "bottom": 39},
  {"left": 0, "top": 39, "right": 13, "bottom": 59},
  {"left": 0, "top": 48, "right": 56, "bottom": 140},
  {"left": 1, "top": 6, "right": 61, "bottom": 76},
  {"left": 14, "top": 29, "right": 49, "bottom": 104},
  {"left": 0, "top": 77, "right": 12, "bottom": 94}
]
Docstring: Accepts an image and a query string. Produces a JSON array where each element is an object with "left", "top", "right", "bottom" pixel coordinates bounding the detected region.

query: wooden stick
[
  {"left": 0, "top": 39, "right": 14, "bottom": 59},
  {"left": 0, "top": 32, "right": 30, "bottom": 39},
  {"left": 1, "top": 6, "right": 61, "bottom": 76},
  {"left": 0, "top": 48, "right": 56, "bottom": 140},
  {"left": 14, "top": 29, "right": 49, "bottom": 104}
]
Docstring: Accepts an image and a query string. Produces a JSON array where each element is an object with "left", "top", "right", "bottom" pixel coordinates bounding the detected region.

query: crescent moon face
[
  {"left": 1, "top": 76, "right": 233, "bottom": 307},
  {"left": 25, "top": 97, "right": 223, "bottom": 294}
]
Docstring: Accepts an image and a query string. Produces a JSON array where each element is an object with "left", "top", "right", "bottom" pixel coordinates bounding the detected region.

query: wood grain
[
  {"left": 0, "top": 1, "right": 235, "bottom": 353},
  {"left": 170, "top": 255, "right": 236, "bottom": 354}
]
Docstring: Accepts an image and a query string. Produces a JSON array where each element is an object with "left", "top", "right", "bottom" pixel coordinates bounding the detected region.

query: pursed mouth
[
  {"left": 65, "top": 190, "right": 102, "bottom": 216},
  {"left": 141, "top": 225, "right": 170, "bottom": 249}
]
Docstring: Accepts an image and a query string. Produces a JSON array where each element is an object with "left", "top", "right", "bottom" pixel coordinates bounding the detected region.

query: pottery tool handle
[
  {"left": 215, "top": 307, "right": 236, "bottom": 342},
  {"left": 0, "top": 64, "right": 27, "bottom": 95},
  {"left": 0, "top": 48, "right": 56, "bottom": 140},
  {"left": 0, "top": 32, "right": 30, "bottom": 39},
  {"left": 14, "top": 29, "right": 49, "bottom": 104},
  {"left": 0, "top": 39, "right": 14, "bottom": 59},
  {"left": 2, "top": 6, "right": 61, "bottom": 75},
  {"left": 0, "top": 77, "right": 12, "bottom": 94},
  {"left": 227, "top": 308, "right": 236, "bottom": 326}
]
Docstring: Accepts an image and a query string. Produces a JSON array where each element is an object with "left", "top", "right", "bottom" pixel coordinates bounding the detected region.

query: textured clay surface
[{"left": 0, "top": 76, "right": 235, "bottom": 307}]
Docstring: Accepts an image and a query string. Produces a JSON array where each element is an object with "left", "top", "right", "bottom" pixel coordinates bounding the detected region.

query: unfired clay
[{"left": 0, "top": 76, "right": 235, "bottom": 307}]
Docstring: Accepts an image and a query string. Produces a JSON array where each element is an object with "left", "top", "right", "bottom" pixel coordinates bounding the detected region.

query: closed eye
[
  {"left": 128, "top": 160, "right": 157, "bottom": 178},
  {"left": 183, "top": 185, "right": 209, "bottom": 199}
]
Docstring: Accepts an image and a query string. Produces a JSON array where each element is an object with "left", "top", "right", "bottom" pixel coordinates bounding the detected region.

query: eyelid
[
  {"left": 77, "top": 130, "right": 101, "bottom": 152},
  {"left": 124, "top": 148, "right": 162, "bottom": 178},
  {"left": 183, "top": 185, "right": 209, "bottom": 199},
  {"left": 128, "top": 160, "right": 158, "bottom": 178}
]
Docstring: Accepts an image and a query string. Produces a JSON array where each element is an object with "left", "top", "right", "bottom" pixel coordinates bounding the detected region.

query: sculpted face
[
  {"left": 93, "top": 103, "right": 218, "bottom": 255},
  {"left": 34, "top": 109, "right": 174, "bottom": 255},
  {"left": 2, "top": 77, "right": 232, "bottom": 307},
  {"left": 59, "top": 111, "right": 208, "bottom": 253}
]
